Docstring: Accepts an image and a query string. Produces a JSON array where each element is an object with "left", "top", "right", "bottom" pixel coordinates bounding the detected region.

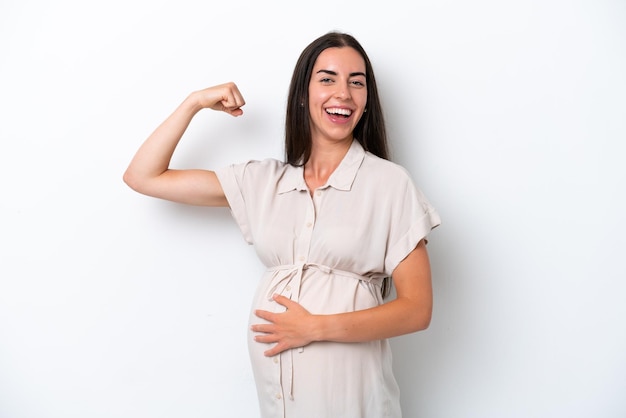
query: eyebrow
[{"left": 316, "top": 69, "right": 366, "bottom": 78}]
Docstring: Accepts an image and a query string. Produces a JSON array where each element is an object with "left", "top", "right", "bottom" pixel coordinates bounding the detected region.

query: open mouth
[{"left": 325, "top": 107, "right": 352, "bottom": 118}]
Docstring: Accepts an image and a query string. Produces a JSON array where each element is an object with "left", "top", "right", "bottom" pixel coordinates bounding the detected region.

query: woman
[{"left": 124, "top": 31, "right": 440, "bottom": 418}]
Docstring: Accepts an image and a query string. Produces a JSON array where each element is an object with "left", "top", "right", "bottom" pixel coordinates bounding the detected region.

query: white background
[{"left": 1, "top": 1, "right": 625, "bottom": 417}]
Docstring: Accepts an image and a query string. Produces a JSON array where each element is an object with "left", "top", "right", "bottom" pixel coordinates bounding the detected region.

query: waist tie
[{"left": 263, "top": 263, "right": 387, "bottom": 401}]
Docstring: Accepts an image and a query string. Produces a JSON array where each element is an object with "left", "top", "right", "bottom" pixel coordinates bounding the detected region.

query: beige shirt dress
[{"left": 215, "top": 140, "right": 441, "bottom": 418}]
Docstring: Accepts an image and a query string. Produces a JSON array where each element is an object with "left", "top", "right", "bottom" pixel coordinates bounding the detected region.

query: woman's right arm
[{"left": 123, "top": 82, "right": 246, "bottom": 207}]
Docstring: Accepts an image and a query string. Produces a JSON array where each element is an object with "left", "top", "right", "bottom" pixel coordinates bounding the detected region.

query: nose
[{"left": 335, "top": 82, "right": 351, "bottom": 100}]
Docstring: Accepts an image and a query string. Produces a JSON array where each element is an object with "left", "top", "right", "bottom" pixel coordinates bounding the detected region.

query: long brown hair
[
  {"left": 285, "top": 31, "right": 389, "bottom": 165},
  {"left": 284, "top": 32, "right": 393, "bottom": 298}
]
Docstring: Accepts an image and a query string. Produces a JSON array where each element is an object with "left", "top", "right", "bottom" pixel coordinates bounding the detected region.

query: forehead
[{"left": 313, "top": 47, "right": 366, "bottom": 74}]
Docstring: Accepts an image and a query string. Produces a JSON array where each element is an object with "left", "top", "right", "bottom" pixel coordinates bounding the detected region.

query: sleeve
[
  {"left": 383, "top": 171, "right": 441, "bottom": 274},
  {"left": 214, "top": 162, "right": 255, "bottom": 244}
]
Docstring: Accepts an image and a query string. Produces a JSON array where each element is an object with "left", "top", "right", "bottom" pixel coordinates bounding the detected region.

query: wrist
[
  {"left": 183, "top": 91, "right": 205, "bottom": 114},
  {"left": 311, "top": 314, "right": 328, "bottom": 342}
]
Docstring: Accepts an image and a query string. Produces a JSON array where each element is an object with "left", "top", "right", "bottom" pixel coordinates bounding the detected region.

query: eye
[
  {"left": 319, "top": 77, "right": 334, "bottom": 84},
  {"left": 350, "top": 79, "right": 366, "bottom": 87}
]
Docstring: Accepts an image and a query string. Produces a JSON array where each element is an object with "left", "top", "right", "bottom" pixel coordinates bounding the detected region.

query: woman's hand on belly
[
  {"left": 251, "top": 241, "right": 433, "bottom": 357},
  {"left": 251, "top": 294, "right": 320, "bottom": 357}
]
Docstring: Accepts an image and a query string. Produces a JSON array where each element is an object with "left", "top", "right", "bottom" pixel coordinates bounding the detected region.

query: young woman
[{"left": 124, "top": 31, "right": 441, "bottom": 418}]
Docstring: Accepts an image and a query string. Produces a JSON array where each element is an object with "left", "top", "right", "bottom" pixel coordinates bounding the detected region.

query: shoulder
[
  {"left": 222, "top": 157, "right": 289, "bottom": 178},
  {"left": 237, "top": 157, "right": 287, "bottom": 170},
  {"left": 215, "top": 157, "right": 290, "bottom": 193},
  {"left": 360, "top": 152, "right": 441, "bottom": 227},
  {"left": 361, "top": 151, "right": 414, "bottom": 184}
]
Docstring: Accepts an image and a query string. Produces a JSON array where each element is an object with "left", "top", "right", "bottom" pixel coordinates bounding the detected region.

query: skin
[{"left": 123, "top": 46, "right": 433, "bottom": 358}]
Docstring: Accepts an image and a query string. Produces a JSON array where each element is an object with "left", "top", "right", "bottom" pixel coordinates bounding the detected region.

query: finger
[
  {"left": 254, "top": 334, "right": 279, "bottom": 344},
  {"left": 223, "top": 82, "right": 245, "bottom": 103},
  {"left": 221, "top": 96, "right": 244, "bottom": 110},
  {"left": 220, "top": 99, "right": 244, "bottom": 116},
  {"left": 272, "top": 294, "right": 296, "bottom": 308},
  {"left": 265, "top": 343, "right": 288, "bottom": 357},
  {"left": 224, "top": 85, "right": 245, "bottom": 106},
  {"left": 218, "top": 86, "right": 245, "bottom": 116},
  {"left": 254, "top": 309, "right": 275, "bottom": 322},
  {"left": 250, "top": 322, "right": 274, "bottom": 333},
  {"left": 223, "top": 106, "right": 244, "bottom": 117}
]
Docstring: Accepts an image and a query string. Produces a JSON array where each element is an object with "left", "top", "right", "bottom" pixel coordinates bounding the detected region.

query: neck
[{"left": 304, "top": 138, "right": 352, "bottom": 191}]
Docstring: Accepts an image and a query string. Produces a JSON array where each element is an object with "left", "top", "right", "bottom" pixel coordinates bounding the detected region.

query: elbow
[
  {"left": 413, "top": 312, "right": 432, "bottom": 332},
  {"left": 122, "top": 168, "right": 143, "bottom": 193},
  {"left": 408, "top": 306, "right": 432, "bottom": 333},
  {"left": 420, "top": 312, "right": 432, "bottom": 331},
  {"left": 122, "top": 169, "right": 135, "bottom": 190},
  {"left": 394, "top": 295, "right": 433, "bottom": 334}
]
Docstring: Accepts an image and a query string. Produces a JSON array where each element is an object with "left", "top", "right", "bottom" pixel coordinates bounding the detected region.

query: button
[
  {"left": 276, "top": 393, "right": 282, "bottom": 399},
  {"left": 316, "top": 190, "right": 322, "bottom": 197},
  {"left": 273, "top": 357, "right": 279, "bottom": 364},
  {"left": 285, "top": 285, "right": 291, "bottom": 291},
  {"left": 306, "top": 222, "right": 312, "bottom": 228},
  {"left": 298, "top": 256, "right": 305, "bottom": 262}
]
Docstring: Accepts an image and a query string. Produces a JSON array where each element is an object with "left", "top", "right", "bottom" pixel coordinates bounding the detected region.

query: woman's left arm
[{"left": 252, "top": 239, "right": 433, "bottom": 357}]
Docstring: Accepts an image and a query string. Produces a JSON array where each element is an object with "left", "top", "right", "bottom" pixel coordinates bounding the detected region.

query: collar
[{"left": 277, "top": 140, "right": 366, "bottom": 194}]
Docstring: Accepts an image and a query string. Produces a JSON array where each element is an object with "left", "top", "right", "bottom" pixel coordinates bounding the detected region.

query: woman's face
[{"left": 307, "top": 46, "right": 368, "bottom": 147}]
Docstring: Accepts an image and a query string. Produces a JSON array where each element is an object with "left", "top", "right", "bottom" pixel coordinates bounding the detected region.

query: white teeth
[{"left": 326, "top": 108, "right": 352, "bottom": 116}]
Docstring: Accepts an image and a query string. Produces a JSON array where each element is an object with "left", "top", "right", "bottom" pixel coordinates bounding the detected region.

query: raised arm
[
  {"left": 252, "top": 239, "right": 433, "bottom": 356},
  {"left": 123, "top": 82, "right": 246, "bottom": 207}
]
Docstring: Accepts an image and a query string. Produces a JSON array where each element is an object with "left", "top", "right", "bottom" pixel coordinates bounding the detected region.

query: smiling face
[{"left": 307, "top": 46, "right": 368, "bottom": 147}]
